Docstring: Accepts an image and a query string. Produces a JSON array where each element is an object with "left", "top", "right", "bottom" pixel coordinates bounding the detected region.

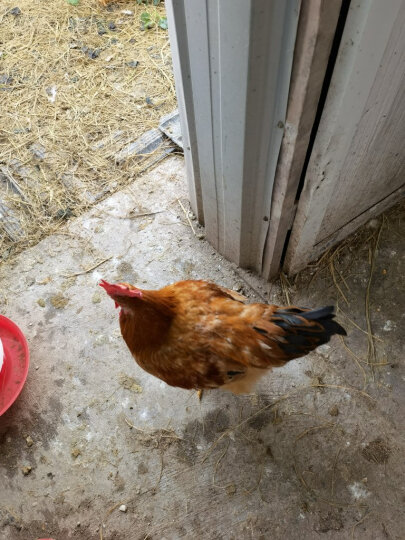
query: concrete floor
[{"left": 0, "top": 156, "right": 404, "bottom": 540}]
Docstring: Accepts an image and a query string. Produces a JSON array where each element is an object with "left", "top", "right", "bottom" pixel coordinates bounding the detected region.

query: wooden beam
[{"left": 262, "top": 0, "right": 342, "bottom": 279}]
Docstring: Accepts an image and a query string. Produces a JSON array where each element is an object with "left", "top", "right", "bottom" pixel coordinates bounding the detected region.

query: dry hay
[{"left": 0, "top": 0, "right": 175, "bottom": 260}]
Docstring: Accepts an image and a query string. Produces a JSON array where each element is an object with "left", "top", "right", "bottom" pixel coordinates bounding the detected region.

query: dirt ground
[{"left": 0, "top": 156, "right": 404, "bottom": 539}]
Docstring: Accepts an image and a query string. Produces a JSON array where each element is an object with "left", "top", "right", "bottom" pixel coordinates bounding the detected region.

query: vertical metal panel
[
  {"left": 284, "top": 0, "right": 405, "bottom": 275},
  {"left": 166, "top": 0, "right": 300, "bottom": 270},
  {"left": 166, "top": 0, "right": 204, "bottom": 221}
]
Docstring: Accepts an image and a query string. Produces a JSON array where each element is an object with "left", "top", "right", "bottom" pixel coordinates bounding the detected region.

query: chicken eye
[{"left": 227, "top": 370, "right": 244, "bottom": 378}]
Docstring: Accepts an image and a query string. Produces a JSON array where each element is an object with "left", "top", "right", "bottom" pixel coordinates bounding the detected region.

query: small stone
[
  {"left": 55, "top": 208, "right": 74, "bottom": 220},
  {"left": 9, "top": 7, "right": 22, "bottom": 16},
  {"left": 328, "top": 405, "right": 339, "bottom": 417},
  {"left": 47, "top": 472, "right": 54, "bottom": 478},
  {"left": 35, "top": 365, "right": 39, "bottom": 370},
  {"left": 126, "top": 60, "right": 139, "bottom": 68},
  {"left": 317, "top": 344, "right": 331, "bottom": 358},
  {"left": 81, "top": 46, "right": 101, "bottom": 60},
  {"left": 37, "top": 298, "right": 46, "bottom": 308},
  {"left": 97, "top": 22, "right": 107, "bottom": 35},
  {"left": 92, "top": 292, "right": 101, "bottom": 304},
  {"left": 197, "top": 233, "right": 205, "bottom": 240},
  {"left": 119, "top": 504, "right": 127, "bottom": 512},
  {"left": 21, "top": 465, "right": 32, "bottom": 475},
  {"left": 366, "top": 218, "right": 380, "bottom": 229},
  {"left": 71, "top": 447, "right": 81, "bottom": 459},
  {"left": 226, "top": 484, "right": 236, "bottom": 495},
  {"left": 26, "top": 436, "right": 34, "bottom": 447},
  {"left": 108, "top": 21, "right": 116, "bottom": 31},
  {"left": 383, "top": 320, "right": 395, "bottom": 332}
]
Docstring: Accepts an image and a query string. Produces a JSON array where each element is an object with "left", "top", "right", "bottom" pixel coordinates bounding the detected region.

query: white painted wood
[
  {"left": 285, "top": 0, "right": 405, "bottom": 275},
  {"left": 310, "top": 184, "right": 405, "bottom": 260},
  {"left": 262, "top": 0, "right": 342, "bottom": 279},
  {"left": 166, "top": 0, "right": 300, "bottom": 270}
]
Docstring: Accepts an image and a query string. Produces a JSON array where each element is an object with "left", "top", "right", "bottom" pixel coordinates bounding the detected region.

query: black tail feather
[
  {"left": 272, "top": 305, "right": 346, "bottom": 359},
  {"left": 301, "top": 306, "right": 346, "bottom": 336}
]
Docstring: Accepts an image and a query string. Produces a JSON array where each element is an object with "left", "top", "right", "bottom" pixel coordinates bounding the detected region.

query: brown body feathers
[{"left": 100, "top": 279, "right": 346, "bottom": 394}]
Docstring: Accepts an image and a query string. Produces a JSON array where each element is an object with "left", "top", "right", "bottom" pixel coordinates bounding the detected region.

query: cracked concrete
[{"left": 0, "top": 156, "right": 404, "bottom": 539}]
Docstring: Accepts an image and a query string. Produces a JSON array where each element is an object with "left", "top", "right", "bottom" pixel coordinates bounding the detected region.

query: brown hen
[{"left": 100, "top": 279, "right": 346, "bottom": 394}]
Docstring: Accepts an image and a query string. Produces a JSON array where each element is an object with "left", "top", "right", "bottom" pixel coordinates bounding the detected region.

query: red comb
[{"left": 99, "top": 280, "right": 143, "bottom": 299}]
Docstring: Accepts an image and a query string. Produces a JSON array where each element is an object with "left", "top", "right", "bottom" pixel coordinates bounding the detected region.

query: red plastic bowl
[{"left": 0, "top": 315, "right": 30, "bottom": 416}]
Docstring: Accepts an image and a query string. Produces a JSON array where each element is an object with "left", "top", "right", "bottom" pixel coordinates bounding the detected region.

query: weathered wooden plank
[
  {"left": 0, "top": 166, "right": 26, "bottom": 200},
  {"left": 29, "top": 142, "right": 47, "bottom": 160},
  {"left": 60, "top": 172, "right": 100, "bottom": 204},
  {"left": 0, "top": 201, "right": 24, "bottom": 241},
  {"left": 7, "top": 158, "right": 42, "bottom": 194},
  {"left": 0, "top": 162, "right": 31, "bottom": 242},
  {"left": 284, "top": 0, "right": 404, "bottom": 275},
  {"left": 311, "top": 185, "right": 405, "bottom": 260},
  {"left": 114, "top": 128, "right": 167, "bottom": 165},
  {"left": 262, "top": 0, "right": 341, "bottom": 279},
  {"left": 316, "top": 9, "right": 405, "bottom": 241},
  {"left": 91, "top": 130, "right": 125, "bottom": 151},
  {"left": 159, "top": 109, "right": 183, "bottom": 149}
]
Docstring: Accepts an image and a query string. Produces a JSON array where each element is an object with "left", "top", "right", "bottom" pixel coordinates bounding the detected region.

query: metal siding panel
[
  {"left": 186, "top": 0, "right": 220, "bottom": 245},
  {"left": 217, "top": 0, "right": 251, "bottom": 259},
  {"left": 166, "top": 0, "right": 203, "bottom": 221},
  {"left": 167, "top": 0, "right": 300, "bottom": 270},
  {"left": 241, "top": 0, "right": 301, "bottom": 270}
]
